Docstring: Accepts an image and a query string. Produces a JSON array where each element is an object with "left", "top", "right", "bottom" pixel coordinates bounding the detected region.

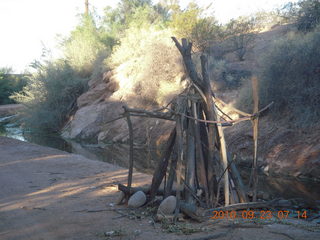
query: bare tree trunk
[{"left": 85, "top": 0, "right": 89, "bottom": 15}]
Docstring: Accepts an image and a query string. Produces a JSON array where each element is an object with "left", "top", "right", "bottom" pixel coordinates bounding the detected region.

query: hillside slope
[{"left": 64, "top": 24, "right": 319, "bottom": 179}]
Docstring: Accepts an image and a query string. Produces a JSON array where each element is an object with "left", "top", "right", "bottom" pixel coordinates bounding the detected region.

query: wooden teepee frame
[{"left": 118, "top": 38, "right": 273, "bottom": 218}]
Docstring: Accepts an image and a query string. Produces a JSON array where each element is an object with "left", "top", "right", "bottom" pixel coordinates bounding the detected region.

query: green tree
[
  {"left": 0, "top": 68, "right": 27, "bottom": 104},
  {"left": 238, "top": 27, "right": 320, "bottom": 125},
  {"left": 281, "top": 0, "right": 320, "bottom": 31},
  {"left": 170, "top": 2, "right": 221, "bottom": 52},
  {"left": 225, "top": 16, "right": 257, "bottom": 61},
  {"left": 11, "top": 61, "right": 87, "bottom": 132},
  {"left": 101, "top": 0, "right": 164, "bottom": 49},
  {"left": 63, "top": 14, "right": 106, "bottom": 77},
  {"left": 296, "top": 0, "right": 320, "bottom": 31}
]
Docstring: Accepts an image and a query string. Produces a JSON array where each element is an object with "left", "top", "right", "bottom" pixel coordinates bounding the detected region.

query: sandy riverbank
[{"left": 0, "top": 137, "right": 319, "bottom": 240}]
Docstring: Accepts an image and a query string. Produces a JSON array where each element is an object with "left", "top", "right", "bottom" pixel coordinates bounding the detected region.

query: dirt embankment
[
  {"left": 62, "top": 24, "right": 319, "bottom": 179},
  {"left": 1, "top": 137, "right": 319, "bottom": 240},
  {"left": 224, "top": 118, "right": 320, "bottom": 180},
  {"left": 0, "top": 104, "right": 23, "bottom": 117}
]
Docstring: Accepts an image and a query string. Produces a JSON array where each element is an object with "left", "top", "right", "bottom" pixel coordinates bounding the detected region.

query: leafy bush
[
  {"left": 237, "top": 27, "right": 320, "bottom": 125},
  {"left": 282, "top": 0, "right": 320, "bottom": 32},
  {"left": 101, "top": 0, "right": 165, "bottom": 49},
  {"left": 11, "top": 61, "right": 87, "bottom": 132},
  {"left": 169, "top": 2, "right": 221, "bottom": 52},
  {"left": 108, "top": 25, "right": 185, "bottom": 106},
  {"left": 63, "top": 15, "right": 107, "bottom": 77},
  {"left": 206, "top": 58, "right": 251, "bottom": 90},
  {"left": 0, "top": 68, "right": 27, "bottom": 104},
  {"left": 224, "top": 16, "right": 257, "bottom": 61}
]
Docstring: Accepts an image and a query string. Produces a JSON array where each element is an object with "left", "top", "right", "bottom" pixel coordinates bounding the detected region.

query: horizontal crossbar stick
[
  {"left": 177, "top": 102, "right": 273, "bottom": 125},
  {"left": 182, "top": 113, "right": 250, "bottom": 125}
]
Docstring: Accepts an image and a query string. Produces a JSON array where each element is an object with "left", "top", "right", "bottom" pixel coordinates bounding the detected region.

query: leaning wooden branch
[
  {"left": 124, "top": 107, "right": 174, "bottom": 121},
  {"left": 171, "top": 37, "right": 205, "bottom": 91},
  {"left": 149, "top": 128, "right": 176, "bottom": 201}
]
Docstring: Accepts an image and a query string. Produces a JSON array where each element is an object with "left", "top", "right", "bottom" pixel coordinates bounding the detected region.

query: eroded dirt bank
[
  {"left": 0, "top": 137, "right": 319, "bottom": 240},
  {"left": 0, "top": 104, "right": 23, "bottom": 117}
]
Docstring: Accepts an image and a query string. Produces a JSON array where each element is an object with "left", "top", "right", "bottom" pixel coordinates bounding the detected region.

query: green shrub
[
  {"left": 101, "top": 0, "right": 165, "bottom": 49},
  {"left": 108, "top": 25, "right": 184, "bottom": 107},
  {"left": 206, "top": 58, "right": 251, "bottom": 90},
  {"left": 237, "top": 27, "right": 320, "bottom": 125},
  {"left": 11, "top": 61, "right": 87, "bottom": 132},
  {"left": 63, "top": 15, "right": 107, "bottom": 77},
  {"left": 282, "top": 0, "right": 320, "bottom": 32},
  {"left": 0, "top": 68, "right": 27, "bottom": 104},
  {"left": 224, "top": 16, "right": 257, "bottom": 61},
  {"left": 169, "top": 2, "right": 221, "bottom": 52}
]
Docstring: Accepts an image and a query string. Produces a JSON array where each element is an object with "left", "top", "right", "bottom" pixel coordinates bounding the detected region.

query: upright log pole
[
  {"left": 165, "top": 149, "right": 178, "bottom": 198},
  {"left": 251, "top": 76, "right": 259, "bottom": 202},
  {"left": 174, "top": 115, "right": 184, "bottom": 221},
  {"left": 193, "top": 101, "right": 210, "bottom": 205},
  {"left": 123, "top": 106, "right": 134, "bottom": 202},
  {"left": 185, "top": 115, "right": 196, "bottom": 203},
  {"left": 200, "top": 55, "right": 229, "bottom": 206}
]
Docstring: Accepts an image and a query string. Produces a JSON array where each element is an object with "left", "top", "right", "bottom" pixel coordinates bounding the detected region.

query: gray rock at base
[
  {"left": 128, "top": 191, "right": 146, "bottom": 208},
  {"left": 115, "top": 191, "right": 125, "bottom": 205},
  {"left": 157, "top": 196, "right": 177, "bottom": 215}
]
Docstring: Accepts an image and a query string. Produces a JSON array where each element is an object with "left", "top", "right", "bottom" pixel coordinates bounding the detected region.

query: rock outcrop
[{"left": 62, "top": 69, "right": 184, "bottom": 145}]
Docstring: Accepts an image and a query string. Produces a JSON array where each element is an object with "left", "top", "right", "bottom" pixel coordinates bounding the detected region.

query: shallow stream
[{"left": 1, "top": 116, "right": 319, "bottom": 206}]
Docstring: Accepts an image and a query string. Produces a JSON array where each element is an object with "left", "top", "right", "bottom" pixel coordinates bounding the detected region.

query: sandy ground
[{"left": 0, "top": 137, "right": 319, "bottom": 240}]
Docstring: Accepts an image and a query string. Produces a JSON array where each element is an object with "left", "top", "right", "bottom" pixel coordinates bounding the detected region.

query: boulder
[
  {"left": 157, "top": 196, "right": 176, "bottom": 215},
  {"left": 77, "top": 83, "right": 109, "bottom": 108},
  {"left": 128, "top": 191, "right": 146, "bottom": 208},
  {"left": 115, "top": 191, "right": 125, "bottom": 205}
]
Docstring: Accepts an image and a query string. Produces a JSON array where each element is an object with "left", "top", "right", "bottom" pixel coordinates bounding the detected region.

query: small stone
[
  {"left": 262, "top": 192, "right": 270, "bottom": 200},
  {"left": 128, "top": 191, "right": 146, "bottom": 208},
  {"left": 157, "top": 196, "right": 177, "bottom": 215},
  {"left": 278, "top": 199, "right": 291, "bottom": 207}
]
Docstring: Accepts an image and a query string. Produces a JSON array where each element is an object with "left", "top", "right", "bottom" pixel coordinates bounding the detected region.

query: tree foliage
[
  {"left": 170, "top": 2, "right": 221, "bottom": 52},
  {"left": 63, "top": 14, "right": 106, "bottom": 77},
  {"left": 238, "top": 27, "right": 320, "bottom": 125},
  {"left": 0, "top": 68, "right": 27, "bottom": 104},
  {"left": 225, "top": 16, "right": 257, "bottom": 61},
  {"left": 101, "top": 0, "right": 166, "bottom": 49},
  {"left": 12, "top": 61, "right": 87, "bottom": 132},
  {"left": 282, "top": 0, "right": 320, "bottom": 31}
]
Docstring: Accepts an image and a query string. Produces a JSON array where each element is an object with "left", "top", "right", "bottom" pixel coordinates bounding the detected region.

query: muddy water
[{"left": 1, "top": 117, "right": 319, "bottom": 205}]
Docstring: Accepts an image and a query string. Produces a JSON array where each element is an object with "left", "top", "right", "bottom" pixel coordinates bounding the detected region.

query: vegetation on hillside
[
  {"left": 237, "top": 0, "right": 320, "bottom": 126},
  {"left": 0, "top": 68, "right": 27, "bottom": 104},
  {"left": 3, "top": 0, "right": 320, "bottom": 133},
  {"left": 259, "top": 27, "right": 320, "bottom": 125},
  {"left": 11, "top": 61, "right": 87, "bottom": 132}
]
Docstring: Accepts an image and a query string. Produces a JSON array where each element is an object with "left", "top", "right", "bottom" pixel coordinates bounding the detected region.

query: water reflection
[
  {"left": 0, "top": 119, "right": 319, "bottom": 205},
  {"left": 241, "top": 168, "right": 320, "bottom": 204}
]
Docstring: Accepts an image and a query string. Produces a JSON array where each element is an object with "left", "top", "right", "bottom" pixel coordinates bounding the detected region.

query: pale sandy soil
[{"left": 0, "top": 137, "right": 319, "bottom": 240}]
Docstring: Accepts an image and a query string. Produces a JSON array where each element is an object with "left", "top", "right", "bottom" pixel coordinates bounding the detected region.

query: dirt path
[{"left": 0, "top": 137, "right": 319, "bottom": 240}]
